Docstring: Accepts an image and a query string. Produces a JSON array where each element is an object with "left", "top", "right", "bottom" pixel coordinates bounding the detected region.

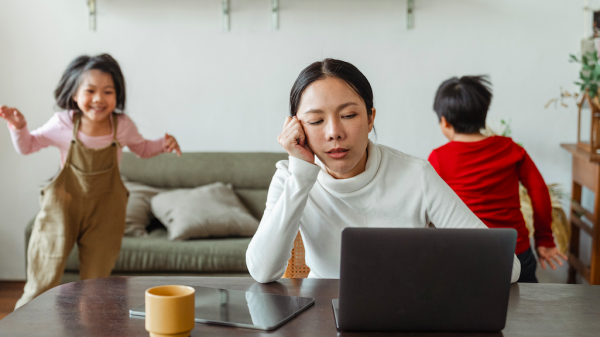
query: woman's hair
[
  {"left": 433, "top": 75, "right": 492, "bottom": 134},
  {"left": 54, "top": 54, "right": 126, "bottom": 113},
  {"left": 289, "top": 58, "right": 374, "bottom": 117}
]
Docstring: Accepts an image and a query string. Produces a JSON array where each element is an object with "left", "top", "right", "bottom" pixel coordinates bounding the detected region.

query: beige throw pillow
[
  {"left": 123, "top": 180, "right": 164, "bottom": 237},
  {"left": 151, "top": 182, "right": 259, "bottom": 241}
]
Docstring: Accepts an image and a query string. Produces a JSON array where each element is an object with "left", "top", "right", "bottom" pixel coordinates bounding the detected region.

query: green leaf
[
  {"left": 590, "top": 85, "right": 598, "bottom": 98},
  {"left": 583, "top": 55, "right": 589, "bottom": 65},
  {"left": 570, "top": 54, "right": 579, "bottom": 62}
]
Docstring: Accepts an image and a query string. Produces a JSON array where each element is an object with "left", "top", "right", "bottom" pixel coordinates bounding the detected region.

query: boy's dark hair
[
  {"left": 433, "top": 75, "right": 492, "bottom": 134},
  {"left": 290, "top": 58, "right": 374, "bottom": 118},
  {"left": 54, "top": 54, "right": 126, "bottom": 113}
]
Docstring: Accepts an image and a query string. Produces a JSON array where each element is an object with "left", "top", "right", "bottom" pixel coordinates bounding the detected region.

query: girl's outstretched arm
[
  {"left": 0, "top": 106, "right": 27, "bottom": 130},
  {"left": 2, "top": 106, "right": 63, "bottom": 155},
  {"left": 163, "top": 133, "right": 181, "bottom": 156},
  {"left": 119, "top": 115, "right": 170, "bottom": 158}
]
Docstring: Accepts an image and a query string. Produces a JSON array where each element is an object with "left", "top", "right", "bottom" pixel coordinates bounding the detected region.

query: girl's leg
[
  {"left": 16, "top": 208, "right": 78, "bottom": 309},
  {"left": 516, "top": 247, "right": 539, "bottom": 283},
  {"left": 77, "top": 193, "right": 127, "bottom": 279}
]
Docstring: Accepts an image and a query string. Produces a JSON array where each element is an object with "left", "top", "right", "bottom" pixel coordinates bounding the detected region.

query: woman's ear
[{"left": 368, "top": 108, "right": 376, "bottom": 132}]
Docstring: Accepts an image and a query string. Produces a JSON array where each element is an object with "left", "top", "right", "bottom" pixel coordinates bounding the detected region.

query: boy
[{"left": 427, "top": 75, "right": 567, "bottom": 283}]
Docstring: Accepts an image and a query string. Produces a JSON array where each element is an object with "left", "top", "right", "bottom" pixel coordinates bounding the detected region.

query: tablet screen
[{"left": 129, "top": 285, "right": 315, "bottom": 330}]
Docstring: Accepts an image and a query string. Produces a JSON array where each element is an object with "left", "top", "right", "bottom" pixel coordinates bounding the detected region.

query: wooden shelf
[{"left": 561, "top": 143, "right": 600, "bottom": 285}]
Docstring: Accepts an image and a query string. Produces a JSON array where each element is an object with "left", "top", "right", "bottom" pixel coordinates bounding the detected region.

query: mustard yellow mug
[{"left": 145, "top": 285, "right": 195, "bottom": 337}]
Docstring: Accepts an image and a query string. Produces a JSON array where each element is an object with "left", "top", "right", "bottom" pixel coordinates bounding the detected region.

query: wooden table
[{"left": 1, "top": 277, "right": 599, "bottom": 336}]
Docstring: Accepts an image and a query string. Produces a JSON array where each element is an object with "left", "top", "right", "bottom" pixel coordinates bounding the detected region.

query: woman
[{"left": 246, "top": 59, "right": 520, "bottom": 283}]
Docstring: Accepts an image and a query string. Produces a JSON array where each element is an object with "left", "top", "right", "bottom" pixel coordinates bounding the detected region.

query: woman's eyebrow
[
  {"left": 336, "top": 102, "right": 358, "bottom": 112},
  {"left": 303, "top": 102, "right": 358, "bottom": 114}
]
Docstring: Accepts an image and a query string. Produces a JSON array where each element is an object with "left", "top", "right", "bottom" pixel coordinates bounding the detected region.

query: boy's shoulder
[
  {"left": 432, "top": 136, "right": 521, "bottom": 152},
  {"left": 429, "top": 136, "right": 526, "bottom": 165},
  {"left": 490, "top": 136, "right": 525, "bottom": 155}
]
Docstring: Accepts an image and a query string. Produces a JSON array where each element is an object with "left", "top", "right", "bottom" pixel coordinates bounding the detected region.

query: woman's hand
[
  {"left": 277, "top": 116, "right": 314, "bottom": 164},
  {"left": 0, "top": 106, "right": 27, "bottom": 130},
  {"left": 536, "top": 246, "right": 568, "bottom": 270},
  {"left": 164, "top": 133, "right": 182, "bottom": 157}
]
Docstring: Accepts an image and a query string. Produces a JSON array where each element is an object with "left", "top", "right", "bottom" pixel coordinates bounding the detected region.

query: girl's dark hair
[
  {"left": 54, "top": 54, "right": 126, "bottom": 113},
  {"left": 290, "top": 58, "right": 374, "bottom": 117},
  {"left": 433, "top": 75, "right": 492, "bottom": 134}
]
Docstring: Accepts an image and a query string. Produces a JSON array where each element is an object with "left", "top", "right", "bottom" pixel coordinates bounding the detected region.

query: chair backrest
[{"left": 282, "top": 231, "right": 311, "bottom": 278}]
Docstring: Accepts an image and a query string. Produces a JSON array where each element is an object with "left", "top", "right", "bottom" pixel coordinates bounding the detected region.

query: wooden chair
[{"left": 282, "top": 231, "right": 311, "bottom": 278}]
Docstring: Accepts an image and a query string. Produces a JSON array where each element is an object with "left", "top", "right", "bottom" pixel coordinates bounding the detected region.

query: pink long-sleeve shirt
[{"left": 8, "top": 110, "right": 165, "bottom": 167}]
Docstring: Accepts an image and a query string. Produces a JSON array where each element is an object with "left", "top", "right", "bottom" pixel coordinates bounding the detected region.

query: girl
[
  {"left": 1, "top": 54, "right": 181, "bottom": 309},
  {"left": 246, "top": 58, "right": 521, "bottom": 283}
]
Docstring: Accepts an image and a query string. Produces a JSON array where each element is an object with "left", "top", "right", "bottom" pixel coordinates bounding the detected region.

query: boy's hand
[
  {"left": 277, "top": 116, "right": 315, "bottom": 164},
  {"left": 0, "top": 106, "right": 27, "bottom": 130},
  {"left": 537, "top": 246, "right": 568, "bottom": 270},
  {"left": 164, "top": 133, "right": 181, "bottom": 157}
]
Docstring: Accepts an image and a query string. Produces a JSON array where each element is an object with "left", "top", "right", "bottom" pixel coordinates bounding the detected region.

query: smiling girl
[
  {"left": 246, "top": 58, "right": 521, "bottom": 284},
  {"left": 1, "top": 54, "right": 181, "bottom": 308}
]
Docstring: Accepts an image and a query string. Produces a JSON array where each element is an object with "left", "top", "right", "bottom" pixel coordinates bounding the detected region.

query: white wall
[{"left": 0, "top": 0, "right": 586, "bottom": 281}]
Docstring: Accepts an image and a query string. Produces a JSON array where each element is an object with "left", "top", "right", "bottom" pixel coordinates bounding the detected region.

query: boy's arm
[{"left": 518, "top": 151, "right": 555, "bottom": 248}]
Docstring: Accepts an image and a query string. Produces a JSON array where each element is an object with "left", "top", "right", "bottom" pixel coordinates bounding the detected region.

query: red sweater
[{"left": 428, "top": 136, "right": 554, "bottom": 255}]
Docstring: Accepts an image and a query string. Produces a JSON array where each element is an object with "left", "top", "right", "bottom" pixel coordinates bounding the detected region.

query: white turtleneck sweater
[{"left": 246, "top": 141, "right": 521, "bottom": 283}]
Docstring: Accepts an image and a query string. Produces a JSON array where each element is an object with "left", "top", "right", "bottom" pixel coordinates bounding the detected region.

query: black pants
[{"left": 517, "top": 247, "right": 538, "bottom": 283}]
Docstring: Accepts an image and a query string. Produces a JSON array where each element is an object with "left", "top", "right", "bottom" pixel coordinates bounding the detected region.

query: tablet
[{"left": 129, "top": 285, "right": 315, "bottom": 330}]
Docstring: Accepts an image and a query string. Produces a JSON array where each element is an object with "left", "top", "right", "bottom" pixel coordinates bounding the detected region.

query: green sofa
[{"left": 25, "top": 152, "right": 287, "bottom": 283}]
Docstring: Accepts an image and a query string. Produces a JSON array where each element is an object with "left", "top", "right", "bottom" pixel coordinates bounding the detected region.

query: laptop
[{"left": 332, "top": 228, "right": 517, "bottom": 332}]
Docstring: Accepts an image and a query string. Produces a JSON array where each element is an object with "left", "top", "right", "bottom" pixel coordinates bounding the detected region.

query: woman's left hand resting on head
[
  {"left": 164, "top": 133, "right": 181, "bottom": 156},
  {"left": 537, "top": 246, "right": 567, "bottom": 270}
]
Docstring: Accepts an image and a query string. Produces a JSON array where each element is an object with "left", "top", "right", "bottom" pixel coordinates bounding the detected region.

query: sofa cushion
[
  {"left": 65, "top": 227, "right": 251, "bottom": 273},
  {"left": 119, "top": 152, "right": 287, "bottom": 221},
  {"left": 123, "top": 180, "right": 164, "bottom": 237},
  {"left": 151, "top": 182, "right": 259, "bottom": 240}
]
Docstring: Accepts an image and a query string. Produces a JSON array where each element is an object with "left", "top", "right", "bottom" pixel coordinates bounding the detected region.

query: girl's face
[
  {"left": 73, "top": 70, "right": 117, "bottom": 123},
  {"left": 297, "top": 77, "right": 375, "bottom": 179}
]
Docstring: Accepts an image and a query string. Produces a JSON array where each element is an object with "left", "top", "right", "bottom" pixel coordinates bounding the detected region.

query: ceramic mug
[{"left": 145, "top": 285, "right": 195, "bottom": 337}]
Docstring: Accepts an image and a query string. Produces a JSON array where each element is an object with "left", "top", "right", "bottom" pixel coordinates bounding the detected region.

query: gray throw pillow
[
  {"left": 151, "top": 182, "right": 259, "bottom": 241},
  {"left": 123, "top": 180, "right": 164, "bottom": 237}
]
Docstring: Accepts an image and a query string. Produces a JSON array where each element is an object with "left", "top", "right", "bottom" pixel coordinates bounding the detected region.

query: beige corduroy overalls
[{"left": 16, "top": 114, "right": 128, "bottom": 309}]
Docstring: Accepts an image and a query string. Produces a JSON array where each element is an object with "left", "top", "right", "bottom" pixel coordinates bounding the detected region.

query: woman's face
[{"left": 297, "top": 77, "right": 375, "bottom": 179}]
